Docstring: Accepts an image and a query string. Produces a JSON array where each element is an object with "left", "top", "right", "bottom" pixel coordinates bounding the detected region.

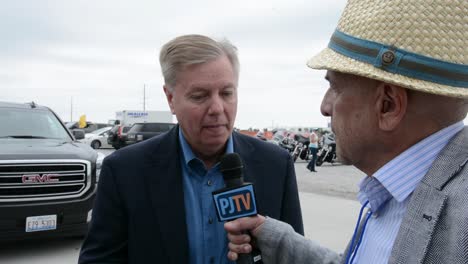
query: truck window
[
  {"left": 142, "top": 123, "right": 160, "bottom": 131},
  {"left": 0, "top": 108, "right": 71, "bottom": 141}
]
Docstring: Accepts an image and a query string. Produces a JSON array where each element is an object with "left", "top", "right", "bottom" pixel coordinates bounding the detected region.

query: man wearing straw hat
[{"left": 224, "top": 0, "right": 468, "bottom": 263}]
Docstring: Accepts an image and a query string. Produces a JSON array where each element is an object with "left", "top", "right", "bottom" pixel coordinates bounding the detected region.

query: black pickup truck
[{"left": 0, "top": 101, "right": 104, "bottom": 241}]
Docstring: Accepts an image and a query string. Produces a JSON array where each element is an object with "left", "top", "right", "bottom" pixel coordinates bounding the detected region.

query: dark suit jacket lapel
[
  {"left": 233, "top": 132, "right": 258, "bottom": 183},
  {"left": 389, "top": 127, "right": 468, "bottom": 264},
  {"left": 232, "top": 132, "right": 272, "bottom": 207},
  {"left": 143, "top": 126, "right": 189, "bottom": 264}
]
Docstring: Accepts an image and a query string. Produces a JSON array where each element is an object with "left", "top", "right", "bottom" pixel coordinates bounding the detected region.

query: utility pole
[
  {"left": 70, "top": 96, "right": 73, "bottom": 122},
  {"left": 143, "top": 84, "right": 146, "bottom": 111}
]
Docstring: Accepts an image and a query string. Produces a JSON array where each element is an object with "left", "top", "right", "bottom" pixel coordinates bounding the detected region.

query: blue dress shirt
[
  {"left": 353, "top": 121, "right": 464, "bottom": 264},
  {"left": 179, "top": 129, "right": 235, "bottom": 264}
]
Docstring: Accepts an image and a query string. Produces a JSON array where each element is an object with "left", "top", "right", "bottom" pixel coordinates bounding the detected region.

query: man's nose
[
  {"left": 320, "top": 88, "right": 333, "bottom": 117},
  {"left": 208, "top": 95, "right": 224, "bottom": 114}
]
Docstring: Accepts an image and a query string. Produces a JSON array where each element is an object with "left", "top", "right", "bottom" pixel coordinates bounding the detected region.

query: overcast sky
[{"left": 13, "top": 0, "right": 462, "bottom": 129}]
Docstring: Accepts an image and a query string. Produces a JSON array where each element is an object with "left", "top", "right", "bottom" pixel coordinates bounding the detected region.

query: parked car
[
  {"left": 125, "top": 122, "right": 176, "bottom": 145},
  {"left": 66, "top": 121, "right": 109, "bottom": 134},
  {"left": 107, "top": 124, "right": 132, "bottom": 149},
  {"left": 79, "top": 126, "right": 113, "bottom": 149},
  {"left": 0, "top": 101, "right": 103, "bottom": 241}
]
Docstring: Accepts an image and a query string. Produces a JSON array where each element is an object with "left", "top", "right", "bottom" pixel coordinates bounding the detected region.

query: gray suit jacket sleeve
[{"left": 255, "top": 217, "right": 343, "bottom": 264}]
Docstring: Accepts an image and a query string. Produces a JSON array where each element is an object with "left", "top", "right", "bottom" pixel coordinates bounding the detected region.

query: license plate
[{"left": 25, "top": 215, "right": 57, "bottom": 232}]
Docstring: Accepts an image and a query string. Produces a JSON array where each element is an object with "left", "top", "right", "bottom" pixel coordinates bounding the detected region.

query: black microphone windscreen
[{"left": 220, "top": 153, "right": 243, "bottom": 181}]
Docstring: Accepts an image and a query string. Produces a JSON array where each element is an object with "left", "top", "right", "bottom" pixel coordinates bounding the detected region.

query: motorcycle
[
  {"left": 256, "top": 131, "right": 267, "bottom": 141},
  {"left": 292, "top": 134, "right": 310, "bottom": 162},
  {"left": 316, "top": 133, "right": 337, "bottom": 166},
  {"left": 272, "top": 131, "right": 296, "bottom": 155}
]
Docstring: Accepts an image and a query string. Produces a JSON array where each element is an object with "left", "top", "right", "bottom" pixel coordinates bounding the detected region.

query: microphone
[{"left": 212, "top": 153, "right": 263, "bottom": 264}]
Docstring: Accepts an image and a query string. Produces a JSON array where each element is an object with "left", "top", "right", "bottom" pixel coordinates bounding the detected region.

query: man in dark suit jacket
[{"left": 79, "top": 34, "right": 303, "bottom": 264}]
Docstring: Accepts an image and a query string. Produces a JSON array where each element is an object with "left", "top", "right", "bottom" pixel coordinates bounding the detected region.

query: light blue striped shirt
[{"left": 354, "top": 121, "right": 464, "bottom": 264}]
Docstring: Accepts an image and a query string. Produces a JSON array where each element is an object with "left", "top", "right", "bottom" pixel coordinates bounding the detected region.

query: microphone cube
[{"left": 212, "top": 184, "right": 258, "bottom": 222}]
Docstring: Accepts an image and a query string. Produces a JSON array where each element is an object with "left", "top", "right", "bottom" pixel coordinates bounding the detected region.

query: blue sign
[{"left": 212, "top": 184, "right": 258, "bottom": 222}]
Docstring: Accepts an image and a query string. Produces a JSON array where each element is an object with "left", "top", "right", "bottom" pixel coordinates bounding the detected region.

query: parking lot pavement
[
  {"left": 294, "top": 159, "right": 363, "bottom": 200},
  {"left": 0, "top": 150, "right": 363, "bottom": 263},
  {"left": 0, "top": 238, "right": 82, "bottom": 264},
  {"left": 301, "top": 192, "right": 360, "bottom": 252}
]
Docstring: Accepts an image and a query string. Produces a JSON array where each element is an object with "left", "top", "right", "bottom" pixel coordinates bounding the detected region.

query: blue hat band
[{"left": 328, "top": 30, "right": 468, "bottom": 88}]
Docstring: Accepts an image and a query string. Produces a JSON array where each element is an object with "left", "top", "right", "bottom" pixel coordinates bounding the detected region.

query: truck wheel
[{"left": 91, "top": 140, "right": 101, "bottom": 149}]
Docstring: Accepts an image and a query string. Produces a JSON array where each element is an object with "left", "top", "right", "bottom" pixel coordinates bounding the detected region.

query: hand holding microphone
[
  {"left": 224, "top": 215, "right": 266, "bottom": 261},
  {"left": 212, "top": 153, "right": 263, "bottom": 264}
]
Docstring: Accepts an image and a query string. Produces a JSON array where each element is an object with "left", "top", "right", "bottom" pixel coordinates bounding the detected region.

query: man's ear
[
  {"left": 374, "top": 83, "right": 408, "bottom": 131},
  {"left": 163, "top": 85, "right": 176, "bottom": 114}
]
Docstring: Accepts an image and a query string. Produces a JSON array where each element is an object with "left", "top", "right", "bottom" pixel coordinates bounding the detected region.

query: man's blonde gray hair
[{"left": 159, "top": 34, "right": 239, "bottom": 90}]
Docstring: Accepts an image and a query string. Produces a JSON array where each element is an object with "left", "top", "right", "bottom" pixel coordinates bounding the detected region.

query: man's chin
[{"left": 203, "top": 136, "right": 228, "bottom": 147}]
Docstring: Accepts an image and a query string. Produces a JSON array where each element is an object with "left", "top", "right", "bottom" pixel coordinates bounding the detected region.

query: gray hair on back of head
[{"left": 159, "top": 34, "right": 239, "bottom": 90}]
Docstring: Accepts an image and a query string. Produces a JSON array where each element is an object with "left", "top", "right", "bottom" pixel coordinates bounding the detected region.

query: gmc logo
[{"left": 22, "top": 174, "right": 60, "bottom": 184}]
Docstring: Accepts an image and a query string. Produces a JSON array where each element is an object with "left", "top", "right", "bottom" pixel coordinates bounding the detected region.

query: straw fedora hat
[{"left": 307, "top": 0, "right": 468, "bottom": 99}]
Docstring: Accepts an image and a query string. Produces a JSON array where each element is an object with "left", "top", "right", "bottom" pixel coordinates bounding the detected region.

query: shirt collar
[
  {"left": 358, "top": 121, "right": 464, "bottom": 211},
  {"left": 178, "top": 128, "right": 234, "bottom": 166}
]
